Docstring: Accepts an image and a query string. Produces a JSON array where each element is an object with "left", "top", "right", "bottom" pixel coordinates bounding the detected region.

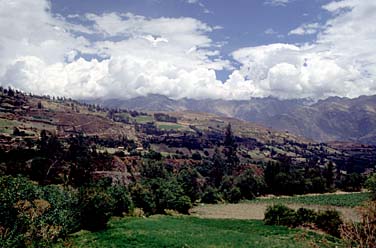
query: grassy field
[
  {"left": 157, "top": 123, "right": 183, "bottom": 130},
  {"left": 252, "top": 192, "right": 370, "bottom": 208},
  {"left": 134, "top": 115, "right": 154, "bottom": 123},
  {"left": 0, "top": 118, "right": 20, "bottom": 134},
  {"left": 55, "top": 216, "right": 342, "bottom": 248}
]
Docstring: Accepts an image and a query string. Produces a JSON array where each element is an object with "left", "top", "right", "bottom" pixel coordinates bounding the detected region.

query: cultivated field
[{"left": 191, "top": 192, "right": 368, "bottom": 222}]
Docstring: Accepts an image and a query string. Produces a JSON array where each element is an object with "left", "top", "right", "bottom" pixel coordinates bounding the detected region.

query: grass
[
  {"left": 252, "top": 192, "right": 370, "bottom": 208},
  {"left": 0, "top": 118, "right": 20, "bottom": 134},
  {"left": 157, "top": 123, "right": 183, "bottom": 130},
  {"left": 55, "top": 216, "right": 342, "bottom": 248},
  {"left": 134, "top": 115, "right": 154, "bottom": 124}
]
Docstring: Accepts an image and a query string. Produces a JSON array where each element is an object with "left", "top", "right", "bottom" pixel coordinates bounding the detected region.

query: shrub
[
  {"left": 340, "top": 201, "right": 376, "bottom": 247},
  {"left": 365, "top": 174, "right": 376, "bottom": 200},
  {"left": 130, "top": 182, "right": 156, "bottom": 214},
  {"left": 236, "top": 169, "right": 266, "bottom": 200},
  {"left": 150, "top": 178, "right": 192, "bottom": 214},
  {"left": 315, "top": 210, "right": 343, "bottom": 237},
  {"left": 0, "top": 176, "right": 80, "bottom": 247},
  {"left": 0, "top": 176, "right": 39, "bottom": 247},
  {"left": 40, "top": 185, "right": 80, "bottom": 237},
  {"left": 171, "top": 195, "right": 192, "bottom": 214},
  {"left": 78, "top": 186, "right": 115, "bottom": 231},
  {"left": 223, "top": 186, "right": 241, "bottom": 203},
  {"left": 296, "top": 208, "right": 317, "bottom": 225},
  {"left": 107, "top": 185, "right": 134, "bottom": 216},
  {"left": 264, "top": 205, "right": 297, "bottom": 227},
  {"left": 201, "top": 186, "right": 222, "bottom": 204}
]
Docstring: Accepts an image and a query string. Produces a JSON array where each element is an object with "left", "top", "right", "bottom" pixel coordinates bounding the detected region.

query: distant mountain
[{"left": 96, "top": 94, "right": 376, "bottom": 145}]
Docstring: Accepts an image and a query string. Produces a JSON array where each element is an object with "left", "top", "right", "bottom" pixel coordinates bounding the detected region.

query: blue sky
[
  {"left": 0, "top": 0, "right": 375, "bottom": 100},
  {"left": 51, "top": 0, "right": 329, "bottom": 54}
]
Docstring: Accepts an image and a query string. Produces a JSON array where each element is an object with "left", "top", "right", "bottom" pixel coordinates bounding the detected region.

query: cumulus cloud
[
  {"left": 0, "top": 0, "right": 229, "bottom": 100},
  {"left": 227, "top": 0, "right": 376, "bottom": 99},
  {"left": 0, "top": 0, "right": 376, "bottom": 100}
]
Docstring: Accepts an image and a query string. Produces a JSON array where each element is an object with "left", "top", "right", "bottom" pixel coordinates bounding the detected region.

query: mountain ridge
[{"left": 93, "top": 94, "right": 376, "bottom": 145}]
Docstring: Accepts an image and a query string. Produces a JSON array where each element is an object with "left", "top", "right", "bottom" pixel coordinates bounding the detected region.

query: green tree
[
  {"left": 223, "top": 123, "right": 239, "bottom": 175},
  {"left": 324, "top": 161, "right": 335, "bottom": 190},
  {"left": 365, "top": 174, "right": 376, "bottom": 200}
]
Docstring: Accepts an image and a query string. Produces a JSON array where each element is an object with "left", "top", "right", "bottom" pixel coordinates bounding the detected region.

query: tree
[
  {"left": 366, "top": 174, "right": 376, "bottom": 200},
  {"left": 223, "top": 123, "right": 239, "bottom": 175},
  {"left": 236, "top": 169, "right": 266, "bottom": 199},
  {"left": 324, "top": 161, "right": 335, "bottom": 190}
]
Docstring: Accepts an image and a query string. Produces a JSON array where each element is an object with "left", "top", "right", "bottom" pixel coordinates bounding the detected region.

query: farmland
[
  {"left": 191, "top": 192, "right": 368, "bottom": 222},
  {"left": 55, "top": 216, "right": 342, "bottom": 248},
  {"left": 252, "top": 192, "right": 370, "bottom": 208}
]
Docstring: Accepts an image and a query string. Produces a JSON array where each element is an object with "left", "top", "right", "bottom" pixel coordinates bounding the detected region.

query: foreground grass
[
  {"left": 252, "top": 192, "right": 369, "bottom": 207},
  {"left": 55, "top": 216, "right": 342, "bottom": 248}
]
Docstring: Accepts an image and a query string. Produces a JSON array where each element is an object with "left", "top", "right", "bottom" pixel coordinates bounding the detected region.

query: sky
[{"left": 0, "top": 0, "right": 375, "bottom": 100}]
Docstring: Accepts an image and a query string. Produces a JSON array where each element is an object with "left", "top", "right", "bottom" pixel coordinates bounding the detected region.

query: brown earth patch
[{"left": 190, "top": 202, "right": 360, "bottom": 222}]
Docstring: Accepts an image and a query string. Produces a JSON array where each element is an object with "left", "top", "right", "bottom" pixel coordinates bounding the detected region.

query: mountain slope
[{"left": 98, "top": 95, "right": 376, "bottom": 144}]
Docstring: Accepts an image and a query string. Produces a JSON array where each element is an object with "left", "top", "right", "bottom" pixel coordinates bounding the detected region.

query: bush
[
  {"left": 264, "top": 204, "right": 342, "bottom": 237},
  {"left": 236, "top": 169, "right": 266, "bottom": 200},
  {"left": 107, "top": 185, "right": 134, "bottom": 216},
  {"left": 296, "top": 208, "right": 317, "bottom": 225},
  {"left": 223, "top": 186, "right": 241, "bottom": 203},
  {"left": 315, "top": 210, "right": 343, "bottom": 237},
  {"left": 264, "top": 205, "right": 297, "bottom": 227},
  {"left": 171, "top": 195, "right": 192, "bottom": 214},
  {"left": 40, "top": 185, "right": 80, "bottom": 236},
  {"left": 365, "top": 174, "right": 376, "bottom": 200},
  {"left": 78, "top": 186, "right": 115, "bottom": 231},
  {"left": 130, "top": 182, "right": 156, "bottom": 214},
  {"left": 201, "top": 186, "right": 222, "bottom": 204},
  {"left": 340, "top": 201, "right": 376, "bottom": 247},
  {"left": 0, "top": 176, "right": 80, "bottom": 248}
]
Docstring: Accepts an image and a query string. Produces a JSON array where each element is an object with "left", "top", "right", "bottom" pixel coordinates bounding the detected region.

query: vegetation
[
  {"left": 1, "top": 87, "right": 375, "bottom": 247},
  {"left": 54, "top": 216, "right": 342, "bottom": 248},
  {"left": 340, "top": 201, "right": 376, "bottom": 247},
  {"left": 264, "top": 205, "right": 343, "bottom": 237},
  {"left": 253, "top": 192, "right": 370, "bottom": 207},
  {"left": 365, "top": 173, "right": 376, "bottom": 200}
]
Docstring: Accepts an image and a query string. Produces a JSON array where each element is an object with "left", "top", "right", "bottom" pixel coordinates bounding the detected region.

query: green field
[
  {"left": 252, "top": 192, "right": 369, "bottom": 208},
  {"left": 0, "top": 118, "right": 20, "bottom": 134},
  {"left": 55, "top": 216, "right": 342, "bottom": 248},
  {"left": 134, "top": 115, "right": 154, "bottom": 123},
  {"left": 157, "top": 123, "right": 183, "bottom": 130}
]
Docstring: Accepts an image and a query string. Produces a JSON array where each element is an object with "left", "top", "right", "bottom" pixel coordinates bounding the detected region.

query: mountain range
[{"left": 93, "top": 94, "right": 376, "bottom": 145}]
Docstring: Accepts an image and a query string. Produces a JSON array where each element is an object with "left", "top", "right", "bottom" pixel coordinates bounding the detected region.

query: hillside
[
  {"left": 1, "top": 89, "right": 376, "bottom": 175},
  {"left": 97, "top": 94, "right": 376, "bottom": 145},
  {"left": 2, "top": 89, "right": 375, "bottom": 175},
  {"left": 1, "top": 88, "right": 375, "bottom": 247}
]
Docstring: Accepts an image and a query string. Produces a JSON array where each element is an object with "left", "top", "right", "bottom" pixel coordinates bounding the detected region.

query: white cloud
[
  {"left": 264, "top": 28, "right": 278, "bottom": 35},
  {"left": 228, "top": 0, "right": 376, "bottom": 99},
  {"left": 1, "top": 0, "right": 376, "bottom": 101},
  {"left": 183, "top": 0, "right": 212, "bottom": 14},
  {"left": 0, "top": 0, "right": 229, "bottom": 100},
  {"left": 264, "top": 0, "right": 292, "bottom": 7},
  {"left": 288, "top": 23, "right": 320, "bottom": 35}
]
